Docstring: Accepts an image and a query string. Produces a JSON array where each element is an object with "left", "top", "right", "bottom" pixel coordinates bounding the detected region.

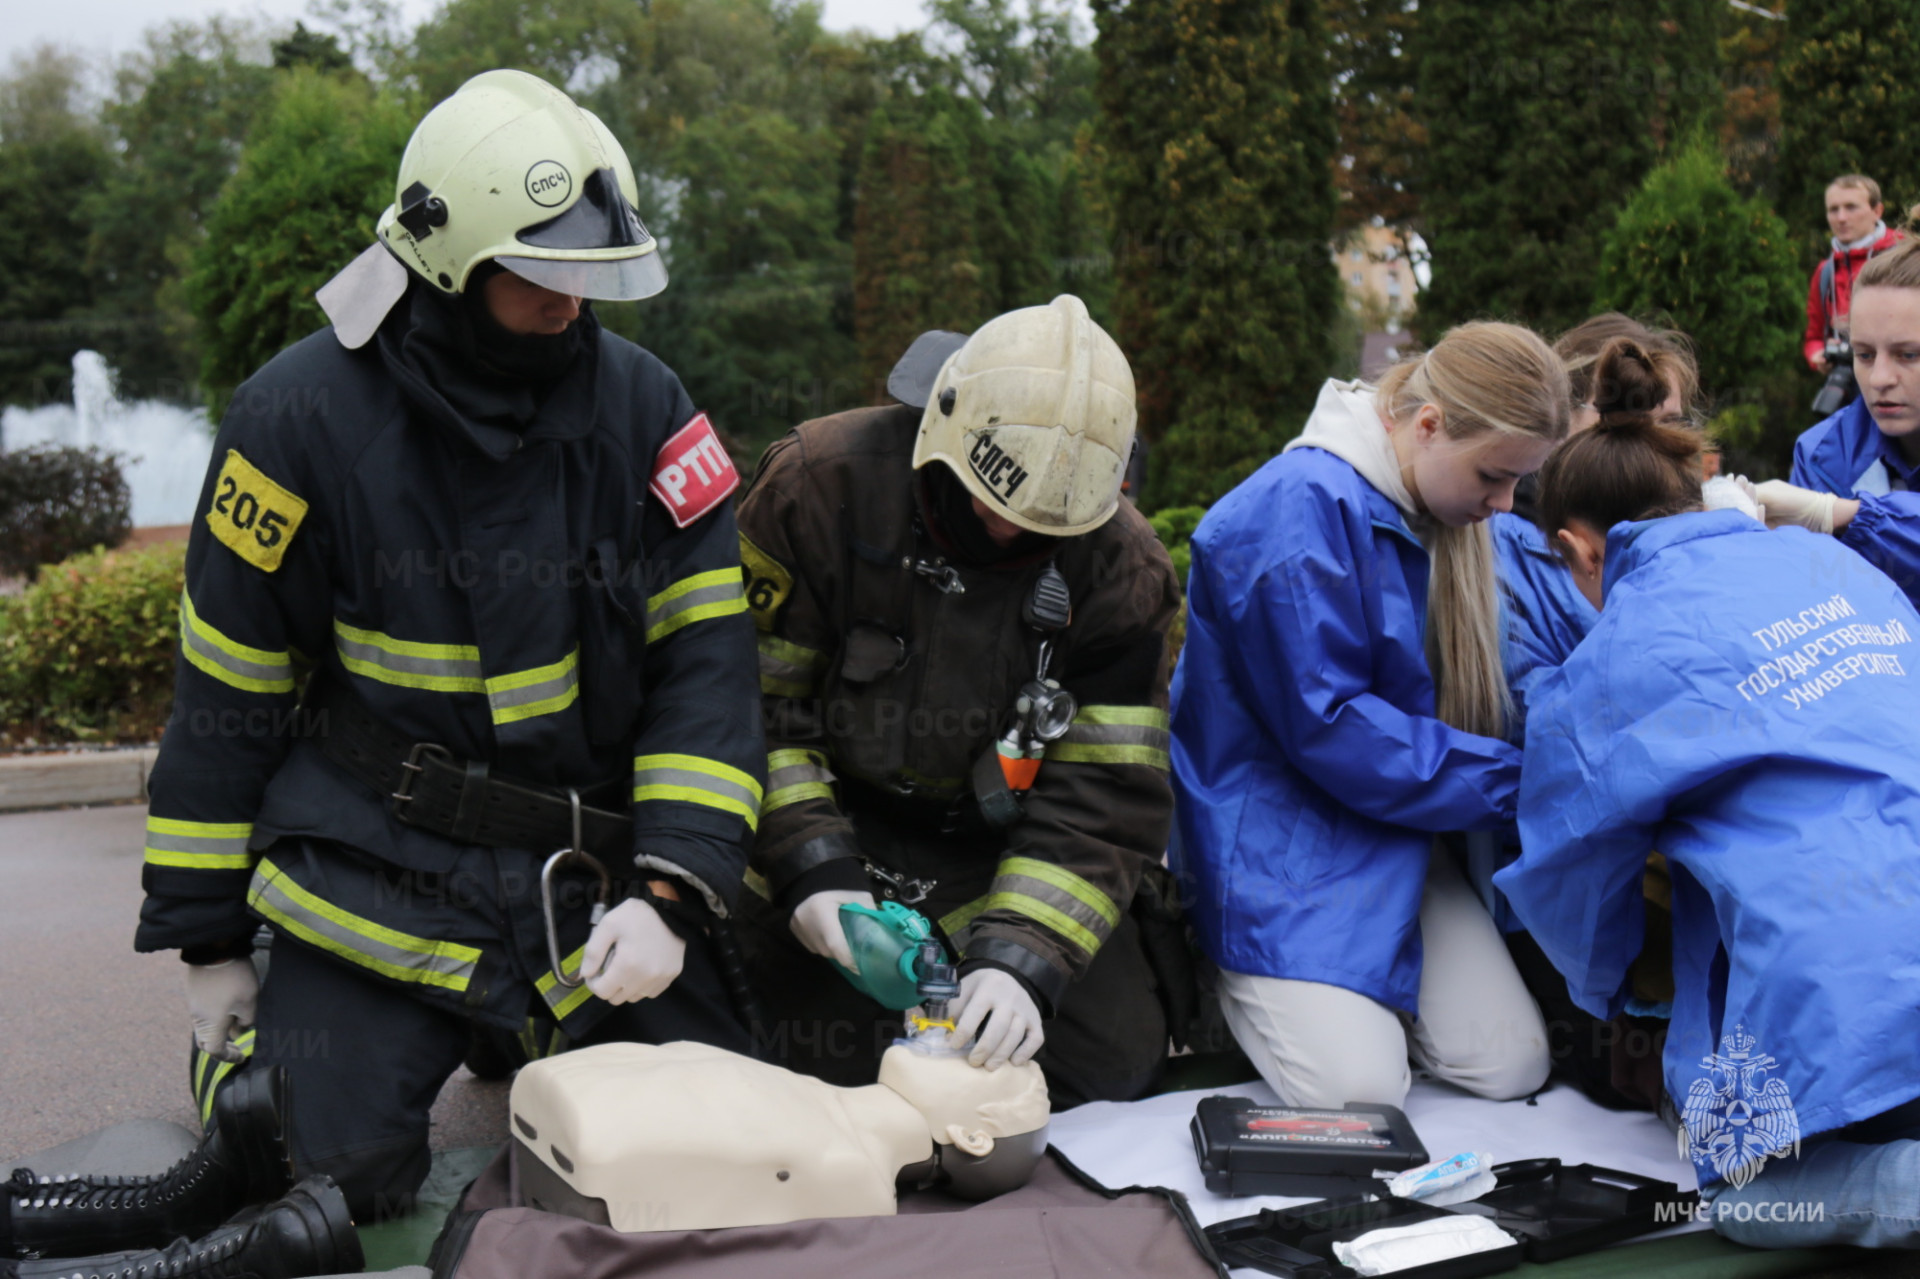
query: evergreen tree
[
  {"left": 1595, "top": 138, "right": 1802, "bottom": 407},
  {"left": 185, "top": 69, "right": 410, "bottom": 410},
  {"left": 1411, "top": 0, "right": 1721, "bottom": 336},
  {"left": 1777, "top": 0, "right": 1920, "bottom": 245},
  {"left": 1092, "top": 0, "right": 1339, "bottom": 509}
]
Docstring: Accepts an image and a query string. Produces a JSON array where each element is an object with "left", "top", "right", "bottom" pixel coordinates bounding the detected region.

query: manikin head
[
  {"left": 1847, "top": 236, "right": 1920, "bottom": 468},
  {"left": 880, "top": 1044, "right": 1052, "bottom": 1200},
  {"left": 1827, "top": 175, "right": 1885, "bottom": 245},
  {"left": 1537, "top": 338, "right": 1707, "bottom": 609}
]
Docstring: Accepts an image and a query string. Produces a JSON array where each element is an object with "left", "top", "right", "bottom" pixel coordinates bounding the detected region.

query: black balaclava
[
  {"left": 916, "top": 461, "right": 1053, "bottom": 569},
  {"left": 377, "top": 261, "right": 598, "bottom": 449}
]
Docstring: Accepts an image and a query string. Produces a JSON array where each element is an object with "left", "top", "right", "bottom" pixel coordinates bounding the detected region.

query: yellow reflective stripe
[
  {"left": 333, "top": 619, "right": 484, "bottom": 693},
  {"left": 535, "top": 946, "right": 597, "bottom": 1020},
  {"left": 757, "top": 633, "right": 826, "bottom": 698},
  {"left": 765, "top": 748, "right": 834, "bottom": 813},
  {"left": 485, "top": 649, "right": 580, "bottom": 725},
  {"left": 194, "top": 1029, "right": 256, "bottom": 1125},
  {"left": 145, "top": 816, "right": 255, "bottom": 871},
  {"left": 179, "top": 590, "right": 295, "bottom": 694},
  {"left": 945, "top": 891, "right": 1105, "bottom": 958},
  {"left": 247, "top": 858, "right": 481, "bottom": 992},
  {"left": 1048, "top": 704, "right": 1172, "bottom": 770},
  {"left": 645, "top": 569, "right": 748, "bottom": 644},
  {"left": 632, "top": 753, "right": 764, "bottom": 829},
  {"left": 998, "top": 856, "right": 1121, "bottom": 929}
]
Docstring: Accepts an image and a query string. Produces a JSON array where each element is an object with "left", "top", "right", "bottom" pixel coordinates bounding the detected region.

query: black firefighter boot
[
  {"left": 3, "top": 1067, "right": 296, "bottom": 1259},
  {"left": 2, "top": 1175, "right": 362, "bottom": 1279}
]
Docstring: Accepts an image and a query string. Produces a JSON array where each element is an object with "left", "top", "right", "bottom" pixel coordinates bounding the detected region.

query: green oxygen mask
[{"left": 836, "top": 901, "right": 936, "bottom": 1009}]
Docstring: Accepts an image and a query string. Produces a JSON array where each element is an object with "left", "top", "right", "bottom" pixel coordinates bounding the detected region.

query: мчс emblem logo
[
  {"left": 1680, "top": 1023, "right": 1801, "bottom": 1189},
  {"left": 525, "top": 160, "right": 572, "bottom": 208}
]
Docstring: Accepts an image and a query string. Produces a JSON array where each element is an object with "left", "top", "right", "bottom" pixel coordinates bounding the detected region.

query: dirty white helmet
[
  {"left": 912, "top": 295, "right": 1136, "bottom": 537},
  {"left": 318, "top": 69, "right": 666, "bottom": 348}
]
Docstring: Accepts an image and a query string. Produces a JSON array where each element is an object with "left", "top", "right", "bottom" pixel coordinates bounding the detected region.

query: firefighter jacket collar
[{"left": 376, "top": 275, "right": 601, "bottom": 461}]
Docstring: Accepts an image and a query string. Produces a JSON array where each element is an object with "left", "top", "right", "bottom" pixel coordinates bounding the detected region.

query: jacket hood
[
  {"left": 1284, "top": 379, "right": 1418, "bottom": 517},
  {"left": 1602, "top": 508, "right": 1764, "bottom": 600}
]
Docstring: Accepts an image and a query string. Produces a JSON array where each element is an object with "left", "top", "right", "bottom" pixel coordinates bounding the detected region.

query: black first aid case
[
  {"left": 1191, "top": 1097, "right": 1430, "bottom": 1198},
  {"left": 1204, "top": 1158, "right": 1698, "bottom": 1279}
]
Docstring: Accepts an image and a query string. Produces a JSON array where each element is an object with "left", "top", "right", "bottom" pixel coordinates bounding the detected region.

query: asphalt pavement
[{"left": 0, "top": 802, "right": 508, "bottom": 1170}]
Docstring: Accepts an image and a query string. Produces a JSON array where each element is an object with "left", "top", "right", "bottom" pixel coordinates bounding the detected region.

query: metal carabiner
[{"left": 541, "top": 789, "right": 612, "bottom": 989}]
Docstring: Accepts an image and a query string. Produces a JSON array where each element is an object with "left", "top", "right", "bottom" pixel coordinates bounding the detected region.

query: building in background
[{"left": 1335, "top": 221, "right": 1420, "bottom": 379}]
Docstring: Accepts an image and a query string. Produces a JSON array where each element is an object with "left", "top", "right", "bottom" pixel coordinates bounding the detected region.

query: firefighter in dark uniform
[
  {"left": 735, "top": 296, "right": 1184, "bottom": 1106},
  {"left": 136, "top": 70, "right": 764, "bottom": 1219}
]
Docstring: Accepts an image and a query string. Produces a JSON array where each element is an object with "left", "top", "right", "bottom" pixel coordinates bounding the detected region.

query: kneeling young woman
[
  {"left": 1500, "top": 338, "right": 1920, "bottom": 1248},
  {"left": 1172, "top": 322, "right": 1566, "bottom": 1108}
]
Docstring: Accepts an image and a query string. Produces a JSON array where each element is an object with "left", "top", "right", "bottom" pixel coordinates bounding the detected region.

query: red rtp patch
[{"left": 649, "top": 413, "right": 739, "bottom": 528}]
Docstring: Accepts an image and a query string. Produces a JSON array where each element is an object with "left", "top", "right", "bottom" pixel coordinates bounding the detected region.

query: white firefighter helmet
[
  {"left": 912, "top": 295, "right": 1136, "bottom": 537},
  {"left": 376, "top": 69, "right": 665, "bottom": 302}
]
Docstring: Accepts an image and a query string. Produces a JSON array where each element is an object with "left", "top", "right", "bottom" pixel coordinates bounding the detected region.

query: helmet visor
[{"left": 496, "top": 251, "right": 669, "bottom": 301}]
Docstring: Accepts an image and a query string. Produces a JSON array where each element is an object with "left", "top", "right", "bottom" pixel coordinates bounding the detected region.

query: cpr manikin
[{"left": 508, "top": 1040, "right": 1052, "bottom": 1232}]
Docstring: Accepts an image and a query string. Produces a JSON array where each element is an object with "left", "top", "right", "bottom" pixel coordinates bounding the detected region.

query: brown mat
[{"left": 429, "top": 1147, "right": 1222, "bottom": 1278}]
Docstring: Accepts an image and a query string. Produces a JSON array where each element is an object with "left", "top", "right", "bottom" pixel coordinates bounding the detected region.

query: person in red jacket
[{"left": 1804, "top": 174, "right": 1903, "bottom": 373}]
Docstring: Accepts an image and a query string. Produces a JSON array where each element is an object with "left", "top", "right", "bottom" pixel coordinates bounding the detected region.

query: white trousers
[{"left": 1218, "top": 847, "right": 1550, "bottom": 1108}]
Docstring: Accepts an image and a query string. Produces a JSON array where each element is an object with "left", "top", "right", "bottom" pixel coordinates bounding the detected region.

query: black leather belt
[{"left": 308, "top": 678, "right": 630, "bottom": 858}]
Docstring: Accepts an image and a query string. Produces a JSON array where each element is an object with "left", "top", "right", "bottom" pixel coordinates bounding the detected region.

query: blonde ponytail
[{"left": 1375, "top": 322, "right": 1570, "bottom": 739}]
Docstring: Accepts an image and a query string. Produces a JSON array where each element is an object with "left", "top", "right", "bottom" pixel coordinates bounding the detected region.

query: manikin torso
[{"left": 508, "top": 1041, "right": 1051, "bottom": 1232}]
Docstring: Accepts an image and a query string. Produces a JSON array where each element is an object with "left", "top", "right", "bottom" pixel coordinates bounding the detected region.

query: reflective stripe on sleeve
[
  {"left": 180, "top": 591, "right": 295, "bottom": 694},
  {"left": 645, "top": 569, "right": 748, "bottom": 644},
  {"left": 764, "top": 748, "right": 834, "bottom": 813},
  {"left": 485, "top": 649, "right": 580, "bottom": 725},
  {"left": 632, "top": 753, "right": 764, "bottom": 829},
  {"left": 246, "top": 858, "right": 482, "bottom": 992},
  {"left": 757, "top": 633, "right": 827, "bottom": 698},
  {"left": 939, "top": 856, "right": 1121, "bottom": 960},
  {"left": 333, "top": 619, "right": 484, "bottom": 693},
  {"left": 145, "top": 816, "right": 255, "bottom": 871},
  {"left": 535, "top": 946, "right": 597, "bottom": 1021},
  {"left": 1046, "top": 705, "right": 1171, "bottom": 770}
]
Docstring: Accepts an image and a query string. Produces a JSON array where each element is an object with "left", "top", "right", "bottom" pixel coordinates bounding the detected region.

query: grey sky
[{"left": 2, "top": 0, "right": 928, "bottom": 75}]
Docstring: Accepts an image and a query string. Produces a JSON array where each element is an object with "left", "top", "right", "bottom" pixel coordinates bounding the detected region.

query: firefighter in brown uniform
[{"left": 734, "top": 296, "right": 1183, "bottom": 1105}]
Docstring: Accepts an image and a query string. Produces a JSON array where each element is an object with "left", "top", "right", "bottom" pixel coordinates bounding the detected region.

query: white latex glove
[
  {"left": 1702, "top": 474, "right": 1763, "bottom": 521},
  {"left": 789, "top": 889, "right": 876, "bottom": 971},
  {"left": 1754, "top": 480, "right": 1837, "bottom": 534},
  {"left": 951, "top": 968, "right": 1045, "bottom": 1070},
  {"left": 186, "top": 957, "right": 258, "bottom": 1063},
  {"left": 582, "top": 898, "right": 686, "bottom": 1005}
]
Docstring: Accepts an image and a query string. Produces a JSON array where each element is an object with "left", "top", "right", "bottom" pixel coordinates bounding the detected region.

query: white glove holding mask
[
  {"left": 186, "top": 957, "right": 259, "bottom": 1062},
  {"left": 952, "top": 968, "right": 1045, "bottom": 1069},
  {"left": 1753, "top": 480, "right": 1837, "bottom": 534},
  {"left": 1702, "top": 474, "right": 1764, "bottom": 522},
  {"left": 582, "top": 898, "right": 686, "bottom": 1004},
  {"left": 789, "top": 889, "right": 876, "bottom": 971}
]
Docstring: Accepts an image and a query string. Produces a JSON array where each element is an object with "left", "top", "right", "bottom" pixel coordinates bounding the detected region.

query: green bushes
[
  {"left": 1147, "top": 504, "right": 1205, "bottom": 583},
  {"left": 0, "top": 445, "right": 132, "bottom": 581},
  {"left": 0, "top": 542, "right": 184, "bottom": 745}
]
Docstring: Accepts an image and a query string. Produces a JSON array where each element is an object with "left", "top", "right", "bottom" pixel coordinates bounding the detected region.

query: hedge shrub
[
  {"left": 0, "top": 444, "right": 132, "bottom": 581},
  {"left": 0, "top": 542, "right": 184, "bottom": 745}
]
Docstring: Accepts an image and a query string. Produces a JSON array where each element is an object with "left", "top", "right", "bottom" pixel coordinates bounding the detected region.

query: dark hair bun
[{"left": 1590, "top": 336, "right": 1671, "bottom": 426}]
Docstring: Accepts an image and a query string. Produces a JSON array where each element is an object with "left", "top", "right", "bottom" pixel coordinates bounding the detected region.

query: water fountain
[{"left": 0, "top": 351, "right": 215, "bottom": 529}]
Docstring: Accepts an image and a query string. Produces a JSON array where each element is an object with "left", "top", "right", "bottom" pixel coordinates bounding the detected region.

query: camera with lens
[{"left": 1812, "top": 335, "right": 1857, "bottom": 417}]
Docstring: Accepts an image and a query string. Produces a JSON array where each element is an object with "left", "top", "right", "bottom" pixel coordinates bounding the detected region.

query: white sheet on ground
[{"left": 1046, "top": 1078, "right": 1701, "bottom": 1238}]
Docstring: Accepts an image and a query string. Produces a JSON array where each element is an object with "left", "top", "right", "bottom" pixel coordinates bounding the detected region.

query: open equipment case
[{"left": 1204, "top": 1157, "right": 1698, "bottom": 1279}]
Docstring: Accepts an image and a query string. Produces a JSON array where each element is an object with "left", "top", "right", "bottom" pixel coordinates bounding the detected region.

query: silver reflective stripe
[
  {"left": 757, "top": 633, "right": 826, "bottom": 697},
  {"left": 144, "top": 817, "right": 254, "bottom": 871},
  {"left": 333, "top": 620, "right": 484, "bottom": 693},
  {"left": 765, "top": 748, "right": 834, "bottom": 813},
  {"left": 180, "top": 591, "right": 294, "bottom": 694},
  {"left": 631, "top": 753, "right": 763, "bottom": 828},
  {"left": 246, "top": 859, "right": 481, "bottom": 993},
  {"left": 485, "top": 650, "right": 580, "bottom": 725},
  {"left": 1048, "top": 706, "right": 1172, "bottom": 769},
  {"left": 645, "top": 569, "right": 748, "bottom": 644}
]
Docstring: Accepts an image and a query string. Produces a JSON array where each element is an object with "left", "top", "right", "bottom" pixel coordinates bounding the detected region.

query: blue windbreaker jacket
[
  {"left": 1171, "top": 447, "right": 1521, "bottom": 1013},
  {"left": 1492, "top": 511, "right": 1596, "bottom": 740},
  {"left": 1793, "top": 397, "right": 1920, "bottom": 603},
  {"left": 1497, "top": 511, "right": 1920, "bottom": 1186}
]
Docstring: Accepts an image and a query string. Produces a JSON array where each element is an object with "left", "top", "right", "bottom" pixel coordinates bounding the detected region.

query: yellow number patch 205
[{"left": 206, "top": 450, "right": 307, "bottom": 572}]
